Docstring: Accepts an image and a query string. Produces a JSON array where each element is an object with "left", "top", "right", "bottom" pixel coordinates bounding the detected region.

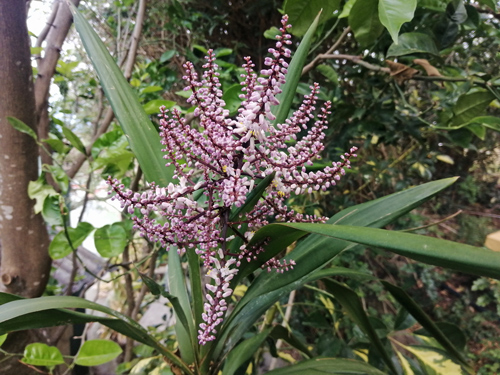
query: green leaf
[
  {"left": 43, "top": 137, "right": 71, "bottom": 154},
  {"left": 214, "top": 48, "right": 233, "bottom": 57},
  {"left": 28, "top": 173, "right": 59, "bottom": 214},
  {"left": 22, "top": 343, "right": 64, "bottom": 367},
  {"left": 339, "top": 0, "right": 357, "bottom": 18},
  {"left": 323, "top": 279, "right": 397, "bottom": 374},
  {"left": 7, "top": 116, "right": 38, "bottom": 141},
  {"left": 466, "top": 116, "right": 500, "bottom": 132},
  {"left": 446, "top": 0, "right": 468, "bottom": 24},
  {"left": 141, "top": 85, "right": 164, "bottom": 94},
  {"left": 316, "top": 64, "right": 338, "bottom": 84},
  {"left": 260, "top": 223, "right": 500, "bottom": 280},
  {"left": 382, "top": 282, "right": 471, "bottom": 370},
  {"left": 213, "top": 178, "right": 458, "bottom": 361},
  {"left": 42, "top": 195, "right": 64, "bottom": 227},
  {"left": 62, "top": 126, "right": 86, "bottom": 155},
  {"left": 264, "top": 26, "right": 281, "bottom": 40},
  {"left": 223, "top": 328, "right": 272, "bottom": 375},
  {"left": 264, "top": 358, "right": 387, "bottom": 374},
  {"left": 284, "top": 0, "right": 341, "bottom": 37},
  {"left": 142, "top": 99, "right": 176, "bottom": 115},
  {"left": 75, "top": 340, "right": 123, "bottom": 366},
  {"left": 0, "top": 293, "right": 194, "bottom": 375},
  {"left": 70, "top": 4, "right": 173, "bottom": 186},
  {"left": 386, "top": 32, "right": 440, "bottom": 57},
  {"left": 160, "top": 50, "right": 176, "bottom": 63},
  {"left": 222, "top": 84, "right": 243, "bottom": 116},
  {"left": 94, "top": 223, "right": 127, "bottom": 258},
  {"left": 465, "top": 123, "right": 486, "bottom": 139},
  {"left": 415, "top": 322, "right": 467, "bottom": 352},
  {"left": 168, "top": 247, "right": 196, "bottom": 364},
  {"left": 396, "top": 344, "right": 463, "bottom": 375},
  {"left": 478, "top": 0, "right": 496, "bottom": 11},
  {"left": 49, "top": 222, "right": 94, "bottom": 259},
  {"left": 0, "top": 334, "right": 7, "bottom": 347},
  {"left": 272, "top": 11, "right": 321, "bottom": 126},
  {"left": 349, "top": 0, "right": 385, "bottom": 46},
  {"left": 449, "top": 90, "right": 495, "bottom": 127},
  {"left": 378, "top": 0, "right": 417, "bottom": 44}
]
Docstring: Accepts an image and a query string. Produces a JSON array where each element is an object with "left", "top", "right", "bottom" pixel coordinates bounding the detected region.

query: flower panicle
[{"left": 108, "top": 14, "right": 358, "bottom": 345}]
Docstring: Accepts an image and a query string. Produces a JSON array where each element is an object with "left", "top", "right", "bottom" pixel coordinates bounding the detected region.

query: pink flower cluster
[{"left": 108, "top": 15, "right": 357, "bottom": 345}]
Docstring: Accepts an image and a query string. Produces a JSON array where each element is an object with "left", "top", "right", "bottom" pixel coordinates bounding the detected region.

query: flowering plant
[{"left": 108, "top": 15, "right": 357, "bottom": 345}]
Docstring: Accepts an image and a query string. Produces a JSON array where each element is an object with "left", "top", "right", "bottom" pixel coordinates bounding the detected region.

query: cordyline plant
[
  {"left": 3, "top": 7, "right": 500, "bottom": 375},
  {"left": 108, "top": 15, "right": 357, "bottom": 345}
]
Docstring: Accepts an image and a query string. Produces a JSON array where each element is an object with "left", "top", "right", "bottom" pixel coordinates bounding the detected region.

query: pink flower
[{"left": 108, "top": 14, "right": 357, "bottom": 345}]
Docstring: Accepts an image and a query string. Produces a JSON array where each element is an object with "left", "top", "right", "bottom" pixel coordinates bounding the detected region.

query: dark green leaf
[
  {"left": 284, "top": 0, "right": 341, "bottom": 37},
  {"left": 415, "top": 322, "right": 467, "bottom": 352},
  {"left": 446, "top": 0, "right": 468, "bottom": 23},
  {"left": 265, "top": 358, "right": 387, "bottom": 374},
  {"left": 160, "top": 50, "right": 176, "bottom": 63},
  {"left": 323, "top": 279, "right": 397, "bottom": 374},
  {"left": 222, "top": 84, "right": 243, "bottom": 116},
  {"left": 75, "top": 340, "right": 123, "bottom": 366},
  {"left": 7, "top": 116, "right": 38, "bottom": 141},
  {"left": 94, "top": 223, "right": 127, "bottom": 258},
  {"left": 382, "top": 282, "right": 471, "bottom": 371},
  {"left": 449, "top": 90, "right": 495, "bottom": 127},
  {"left": 62, "top": 126, "right": 86, "bottom": 155},
  {"left": 42, "top": 195, "right": 64, "bottom": 227},
  {"left": 378, "top": 0, "right": 417, "bottom": 44},
  {"left": 386, "top": 33, "right": 439, "bottom": 57},
  {"left": 141, "top": 85, "right": 164, "bottom": 94},
  {"left": 316, "top": 64, "right": 338, "bottom": 84},
  {"left": 465, "top": 123, "right": 486, "bottom": 140},
  {"left": 223, "top": 328, "right": 272, "bottom": 375},
  {"left": 349, "top": 0, "right": 384, "bottom": 46},
  {"left": 70, "top": 4, "right": 174, "bottom": 186},
  {"left": 22, "top": 343, "right": 64, "bottom": 367},
  {"left": 478, "top": 0, "right": 496, "bottom": 10}
]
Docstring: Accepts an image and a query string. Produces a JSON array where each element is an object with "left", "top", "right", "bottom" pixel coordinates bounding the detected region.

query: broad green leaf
[
  {"left": 382, "top": 282, "right": 471, "bottom": 370},
  {"left": 349, "top": 0, "right": 384, "bottom": 46},
  {"left": 446, "top": 0, "right": 468, "bottom": 24},
  {"left": 378, "top": 0, "right": 417, "bottom": 44},
  {"left": 449, "top": 90, "right": 495, "bottom": 127},
  {"left": 214, "top": 48, "right": 233, "bottom": 57},
  {"left": 339, "top": 0, "right": 357, "bottom": 18},
  {"left": 272, "top": 11, "right": 321, "bottom": 126},
  {"left": 160, "top": 50, "right": 176, "bottom": 63},
  {"left": 75, "top": 340, "right": 122, "bottom": 366},
  {"left": 316, "top": 64, "right": 339, "bottom": 84},
  {"left": 28, "top": 173, "right": 59, "bottom": 214},
  {"left": 467, "top": 116, "right": 500, "bottom": 132},
  {"left": 42, "top": 195, "right": 64, "bottom": 227},
  {"left": 269, "top": 325, "right": 313, "bottom": 358},
  {"left": 94, "top": 223, "right": 128, "bottom": 258},
  {"left": 415, "top": 322, "right": 467, "bottom": 352},
  {"left": 22, "top": 343, "right": 64, "bottom": 367},
  {"left": 214, "top": 178, "right": 458, "bottom": 361},
  {"left": 386, "top": 33, "right": 440, "bottom": 57},
  {"left": 142, "top": 99, "right": 176, "bottom": 115},
  {"left": 0, "top": 293, "right": 193, "bottom": 375},
  {"left": 0, "top": 334, "right": 7, "bottom": 347},
  {"left": 465, "top": 123, "right": 486, "bottom": 139},
  {"left": 70, "top": 4, "right": 173, "bottom": 186},
  {"left": 323, "top": 279, "right": 397, "bottom": 374},
  {"left": 49, "top": 222, "right": 94, "bottom": 259},
  {"left": 43, "top": 137, "right": 71, "bottom": 154},
  {"left": 168, "top": 247, "right": 196, "bottom": 364},
  {"left": 91, "top": 128, "right": 124, "bottom": 159},
  {"left": 62, "top": 126, "right": 86, "bottom": 155},
  {"left": 7, "top": 116, "right": 38, "bottom": 141},
  {"left": 284, "top": 0, "right": 341, "bottom": 37},
  {"left": 264, "top": 358, "right": 387, "bottom": 374},
  {"left": 397, "top": 344, "right": 463, "bottom": 375},
  {"left": 222, "top": 84, "right": 243, "bottom": 115}
]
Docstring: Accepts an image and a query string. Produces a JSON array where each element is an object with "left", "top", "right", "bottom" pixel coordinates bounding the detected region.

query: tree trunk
[{"left": 0, "top": 1, "right": 52, "bottom": 372}]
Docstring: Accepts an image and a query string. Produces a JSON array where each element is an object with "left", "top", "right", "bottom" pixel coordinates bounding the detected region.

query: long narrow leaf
[
  {"left": 0, "top": 293, "right": 193, "bottom": 375},
  {"left": 168, "top": 247, "right": 197, "bottom": 365},
  {"left": 213, "top": 178, "right": 458, "bottom": 361},
  {"left": 323, "top": 279, "right": 397, "bottom": 374},
  {"left": 69, "top": 4, "right": 173, "bottom": 186},
  {"left": 272, "top": 11, "right": 321, "bottom": 126},
  {"left": 382, "top": 282, "right": 472, "bottom": 372},
  {"left": 257, "top": 223, "right": 500, "bottom": 280},
  {"left": 264, "top": 358, "right": 387, "bottom": 375}
]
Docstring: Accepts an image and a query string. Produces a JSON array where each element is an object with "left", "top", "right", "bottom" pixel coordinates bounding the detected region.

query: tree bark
[{"left": 0, "top": 0, "right": 51, "bottom": 297}]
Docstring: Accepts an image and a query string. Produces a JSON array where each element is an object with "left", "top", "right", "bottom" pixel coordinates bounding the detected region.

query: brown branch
[
  {"left": 319, "top": 53, "right": 390, "bottom": 73},
  {"left": 302, "top": 26, "right": 351, "bottom": 75}
]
